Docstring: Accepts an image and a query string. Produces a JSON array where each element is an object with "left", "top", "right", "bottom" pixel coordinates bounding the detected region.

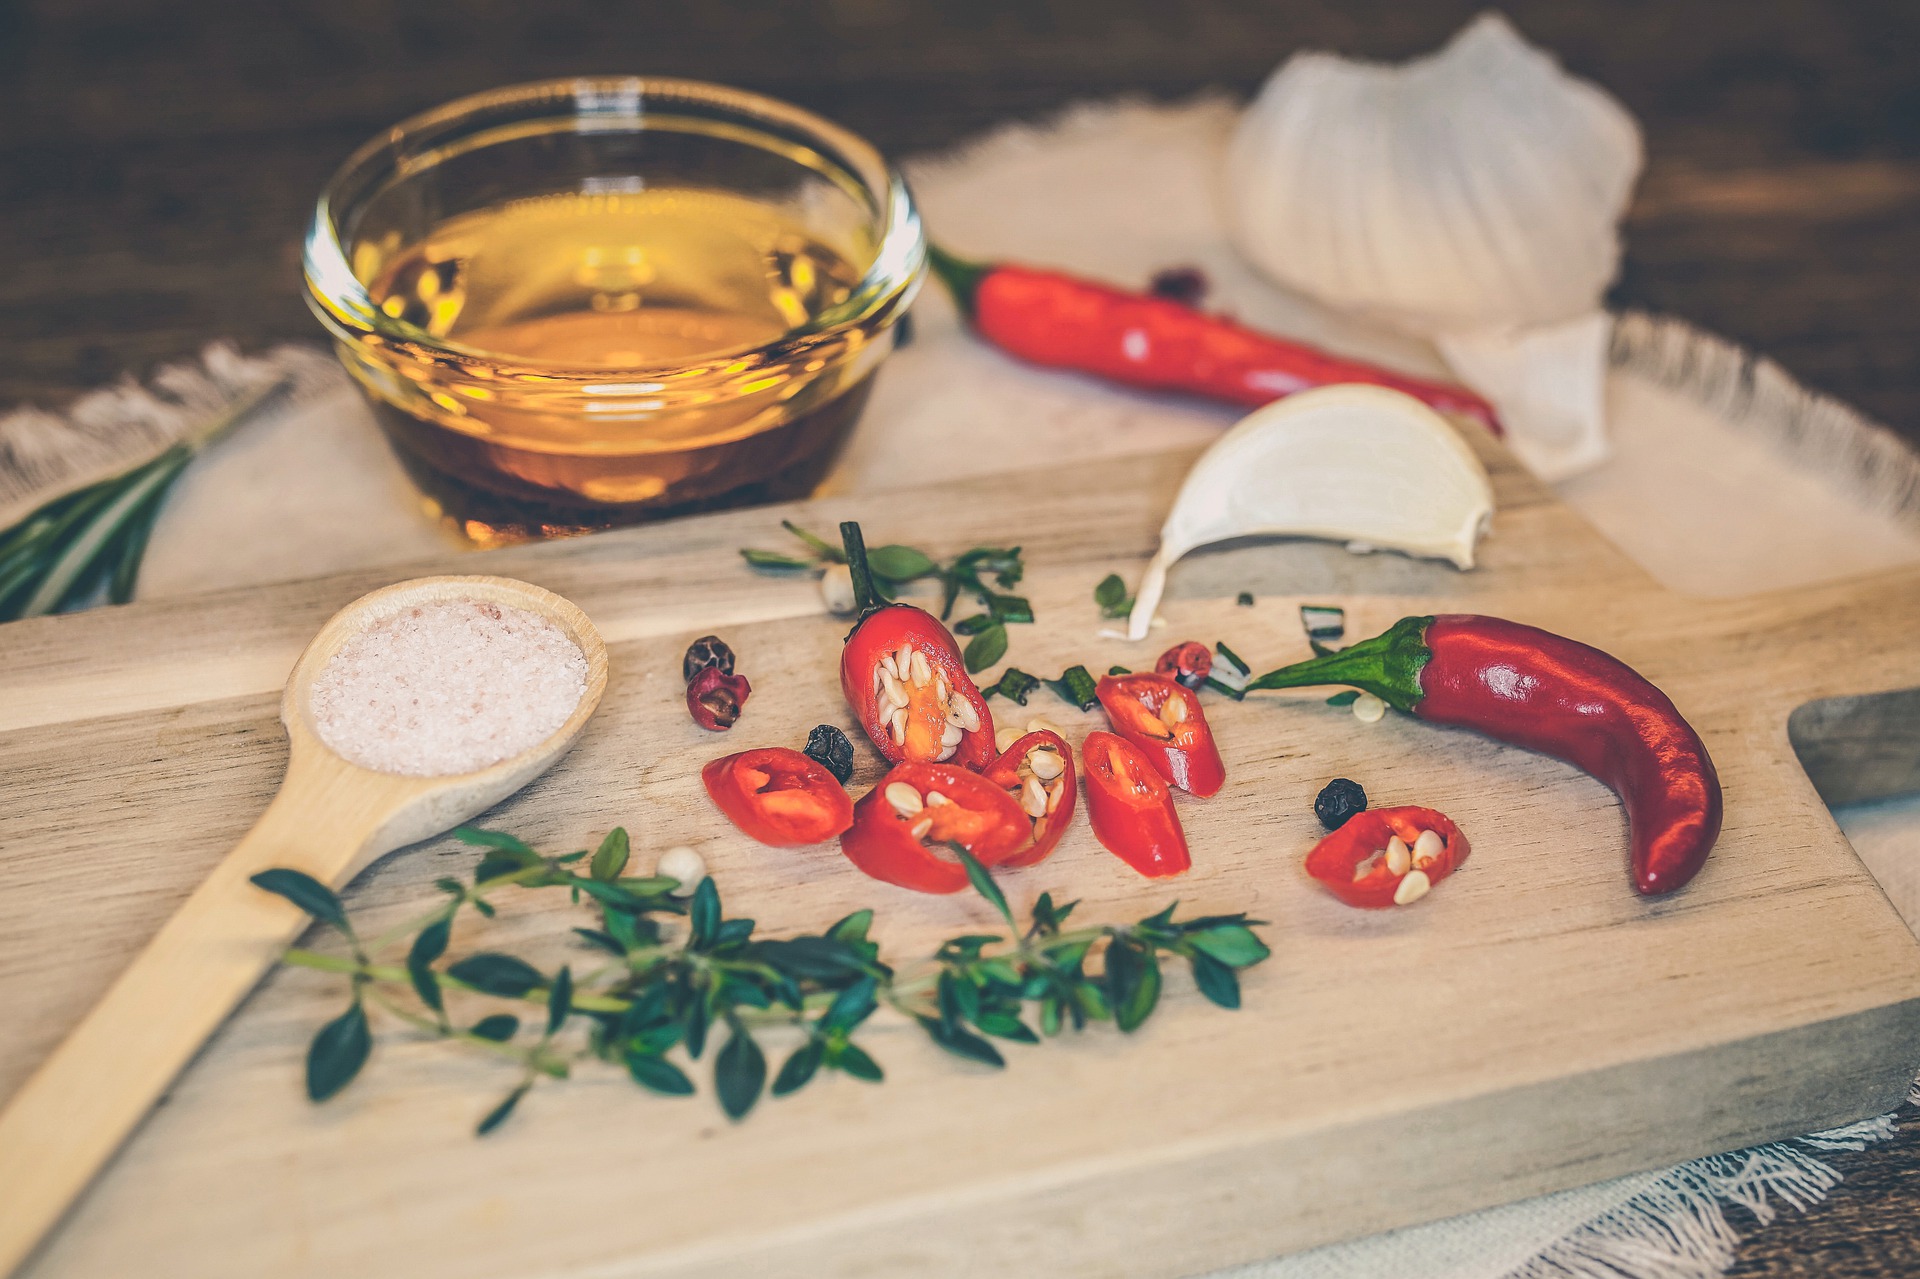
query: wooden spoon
[{"left": 0, "top": 574, "right": 607, "bottom": 1277}]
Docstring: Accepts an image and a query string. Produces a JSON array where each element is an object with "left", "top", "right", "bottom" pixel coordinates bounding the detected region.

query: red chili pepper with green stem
[
  {"left": 1246, "top": 616, "right": 1722, "bottom": 896},
  {"left": 928, "top": 245, "right": 1502, "bottom": 435},
  {"left": 839, "top": 521, "right": 997, "bottom": 770}
]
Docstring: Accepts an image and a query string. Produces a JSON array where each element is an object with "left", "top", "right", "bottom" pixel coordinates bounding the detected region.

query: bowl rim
[{"left": 301, "top": 76, "right": 924, "bottom": 378}]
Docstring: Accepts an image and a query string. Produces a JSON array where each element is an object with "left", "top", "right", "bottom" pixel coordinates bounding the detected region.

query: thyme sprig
[
  {"left": 255, "top": 826, "right": 1271, "bottom": 1134},
  {"left": 741, "top": 521, "right": 1030, "bottom": 672}
]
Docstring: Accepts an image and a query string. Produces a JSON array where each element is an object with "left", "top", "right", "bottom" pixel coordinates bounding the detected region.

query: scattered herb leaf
[{"left": 1093, "top": 573, "right": 1133, "bottom": 618}]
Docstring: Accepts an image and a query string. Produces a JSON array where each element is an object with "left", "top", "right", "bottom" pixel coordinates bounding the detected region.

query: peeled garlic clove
[{"left": 1126, "top": 385, "right": 1493, "bottom": 639}]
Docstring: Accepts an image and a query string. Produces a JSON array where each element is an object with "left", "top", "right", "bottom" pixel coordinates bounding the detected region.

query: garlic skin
[
  {"left": 1224, "top": 14, "right": 1642, "bottom": 481},
  {"left": 1126, "top": 385, "right": 1492, "bottom": 640}
]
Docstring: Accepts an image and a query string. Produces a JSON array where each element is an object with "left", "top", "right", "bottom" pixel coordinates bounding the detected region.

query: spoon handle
[{"left": 0, "top": 790, "right": 379, "bottom": 1277}]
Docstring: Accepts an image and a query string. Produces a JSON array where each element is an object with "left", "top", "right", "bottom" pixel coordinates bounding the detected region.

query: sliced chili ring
[
  {"left": 1081, "top": 730, "right": 1190, "bottom": 878},
  {"left": 702, "top": 748, "right": 854, "bottom": 847},
  {"left": 1305, "top": 805, "right": 1468, "bottom": 909},
  {"left": 982, "top": 729, "right": 1077, "bottom": 869},
  {"left": 839, "top": 761, "right": 1030, "bottom": 894},
  {"left": 1095, "top": 673, "right": 1226, "bottom": 797}
]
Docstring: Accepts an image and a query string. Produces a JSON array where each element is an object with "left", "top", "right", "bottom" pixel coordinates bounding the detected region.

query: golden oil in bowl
[{"left": 306, "top": 79, "right": 923, "bottom": 545}]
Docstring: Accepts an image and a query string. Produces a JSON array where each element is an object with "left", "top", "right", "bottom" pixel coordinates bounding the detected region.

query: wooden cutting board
[{"left": 3, "top": 434, "right": 1919, "bottom": 1279}]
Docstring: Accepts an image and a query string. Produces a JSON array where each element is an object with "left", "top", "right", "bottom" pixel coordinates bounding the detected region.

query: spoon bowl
[{"left": 0, "top": 574, "right": 606, "bottom": 1278}]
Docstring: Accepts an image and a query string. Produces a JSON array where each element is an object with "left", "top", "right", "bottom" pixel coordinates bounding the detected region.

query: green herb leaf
[
  {"left": 772, "top": 1040, "right": 825, "bottom": 1096},
  {"left": 741, "top": 548, "right": 815, "bottom": 572},
  {"left": 953, "top": 612, "right": 996, "bottom": 636},
  {"left": 1105, "top": 939, "right": 1162, "bottom": 1033},
  {"left": 973, "top": 1012, "right": 1040, "bottom": 1043},
  {"left": 407, "top": 917, "right": 451, "bottom": 1013},
  {"left": 956, "top": 847, "right": 1013, "bottom": 928},
  {"left": 476, "top": 1083, "right": 528, "bottom": 1135},
  {"left": 688, "top": 877, "right": 721, "bottom": 950},
  {"left": 1237, "top": 592, "right": 1255, "bottom": 607},
  {"left": 1093, "top": 573, "right": 1134, "bottom": 618},
  {"left": 918, "top": 1016, "right": 1005, "bottom": 1068},
  {"left": 781, "top": 520, "right": 846, "bottom": 563},
  {"left": 454, "top": 828, "right": 539, "bottom": 856},
  {"left": 546, "top": 966, "right": 573, "bottom": 1035},
  {"left": 1187, "top": 924, "right": 1272, "bottom": 969},
  {"left": 627, "top": 1052, "right": 695, "bottom": 1095},
  {"left": 251, "top": 869, "right": 350, "bottom": 934},
  {"left": 572, "top": 927, "right": 626, "bottom": 955},
  {"left": 833, "top": 1041, "right": 884, "bottom": 1082},
  {"left": 1325, "top": 690, "right": 1361, "bottom": 706},
  {"left": 963, "top": 624, "right": 1008, "bottom": 673},
  {"left": 590, "top": 828, "right": 630, "bottom": 881},
  {"left": 1108, "top": 665, "right": 1131, "bottom": 676},
  {"left": 715, "top": 1028, "right": 768, "bottom": 1120},
  {"left": 447, "top": 953, "right": 546, "bottom": 998},
  {"left": 828, "top": 909, "right": 874, "bottom": 946},
  {"left": 866, "top": 544, "right": 937, "bottom": 581},
  {"left": 755, "top": 935, "right": 870, "bottom": 980},
  {"left": 1189, "top": 952, "right": 1241, "bottom": 1009},
  {"left": 987, "top": 594, "right": 1034, "bottom": 624},
  {"left": 821, "top": 976, "right": 880, "bottom": 1032},
  {"left": 469, "top": 1014, "right": 519, "bottom": 1042},
  {"left": 306, "top": 1002, "right": 371, "bottom": 1102}
]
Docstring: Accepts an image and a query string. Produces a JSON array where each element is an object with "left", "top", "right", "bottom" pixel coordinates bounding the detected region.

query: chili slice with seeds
[
  {"left": 839, "top": 761, "right": 1029, "bottom": 894},
  {"left": 1305, "top": 805, "right": 1468, "bottom": 909},
  {"left": 1095, "top": 673, "right": 1225, "bottom": 797},
  {"left": 982, "top": 729, "right": 1078, "bottom": 868}
]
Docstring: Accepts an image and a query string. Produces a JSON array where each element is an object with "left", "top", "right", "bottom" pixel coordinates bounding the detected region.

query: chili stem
[
  {"left": 839, "top": 520, "right": 885, "bottom": 621},
  {"left": 925, "top": 243, "right": 990, "bottom": 321}
]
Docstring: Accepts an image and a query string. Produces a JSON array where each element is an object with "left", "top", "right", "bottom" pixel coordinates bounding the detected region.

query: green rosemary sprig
[
  {"left": 254, "top": 826, "right": 1271, "bottom": 1134},
  {"left": 0, "top": 376, "right": 293, "bottom": 622},
  {"left": 740, "top": 521, "right": 1029, "bottom": 672}
]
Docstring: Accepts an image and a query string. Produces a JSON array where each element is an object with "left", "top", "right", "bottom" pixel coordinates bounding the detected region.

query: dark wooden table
[{"left": 3, "top": 0, "right": 1917, "bottom": 1272}]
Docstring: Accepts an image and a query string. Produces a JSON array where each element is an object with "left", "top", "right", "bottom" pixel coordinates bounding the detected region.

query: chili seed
[
  {"left": 1026, "top": 747, "right": 1065, "bottom": 780},
  {"left": 682, "top": 635, "right": 735, "bottom": 683},
  {"left": 881, "top": 668, "right": 909, "bottom": 709},
  {"left": 949, "top": 697, "right": 981, "bottom": 732},
  {"left": 819, "top": 564, "right": 857, "bottom": 615},
  {"left": 1353, "top": 692, "right": 1388, "bottom": 724},
  {"left": 885, "top": 782, "right": 924, "bottom": 816},
  {"left": 1046, "top": 778, "right": 1065, "bottom": 813},
  {"left": 908, "top": 814, "right": 935, "bottom": 841},
  {"left": 940, "top": 721, "right": 965, "bottom": 748},
  {"left": 1393, "top": 870, "right": 1432, "bottom": 906},
  {"left": 1385, "top": 835, "right": 1411, "bottom": 876},
  {"left": 887, "top": 707, "right": 908, "bottom": 745},
  {"left": 802, "top": 724, "right": 855, "bottom": 784},
  {"left": 909, "top": 649, "right": 934, "bottom": 687},
  {"left": 1020, "top": 776, "right": 1049, "bottom": 818},
  {"left": 1412, "top": 829, "right": 1444, "bottom": 867},
  {"left": 1314, "top": 778, "right": 1368, "bottom": 830},
  {"left": 1026, "top": 716, "right": 1063, "bottom": 736},
  {"left": 995, "top": 726, "right": 1023, "bottom": 752},
  {"left": 926, "top": 790, "right": 951, "bottom": 806}
]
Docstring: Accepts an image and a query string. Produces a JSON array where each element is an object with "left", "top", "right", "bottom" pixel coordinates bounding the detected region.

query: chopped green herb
[
  {"left": 1108, "top": 665, "right": 1132, "bottom": 676},
  {"left": 1236, "top": 592, "right": 1255, "bottom": 607},
  {"left": 1042, "top": 665, "right": 1100, "bottom": 711},
  {"left": 1093, "top": 573, "right": 1134, "bottom": 619},
  {"left": 1325, "top": 690, "right": 1361, "bottom": 706},
  {"left": 982, "top": 668, "right": 1042, "bottom": 704}
]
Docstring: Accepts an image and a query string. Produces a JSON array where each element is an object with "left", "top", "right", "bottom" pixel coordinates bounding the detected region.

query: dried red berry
[
  {"left": 1155, "top": 640, "right": 1213, "bottom": 690},
  {"left": 688, "top": 667, "right": 750, "bottom": 731}
]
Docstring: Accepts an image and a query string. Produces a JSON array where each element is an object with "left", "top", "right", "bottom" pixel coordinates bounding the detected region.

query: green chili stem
[
  {"left": 839, "top": 520, "right": 886, "bottom": 622},
  {"left": 1242, "top": 615, "right": 1434, "bottom": 713},
  {"left": 925, "top": 243, "right": 991, "bottom": 322}
]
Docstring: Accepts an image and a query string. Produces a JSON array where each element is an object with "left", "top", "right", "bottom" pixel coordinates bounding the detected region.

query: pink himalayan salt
[{"left": 310, "top": 598, "right": 588, "bottom": 777}]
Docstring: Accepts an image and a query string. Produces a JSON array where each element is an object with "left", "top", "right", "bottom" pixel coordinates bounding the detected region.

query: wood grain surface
[
  {"left": 3, "top": 432, "right": 1920, "bottom": 1277},
  {"left": 6, "top": 1, "right": 1920, "bottom": 1270}
]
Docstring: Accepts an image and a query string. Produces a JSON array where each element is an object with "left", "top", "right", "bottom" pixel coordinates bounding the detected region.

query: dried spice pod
[
  {"left": 803, "top": 724, "right": 856, "bottom": 784},
  {"left": 688, "top": 666, "right": 750, "bottom": 731},
  {"left": 683, "top": 635, "right": 736, "bottom": 683}
]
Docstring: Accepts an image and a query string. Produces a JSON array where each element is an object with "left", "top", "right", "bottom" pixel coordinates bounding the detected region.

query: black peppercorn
[
  {"left": 1314, "top": 778, "right": 1368, "bottom": 830},
  {"left": 803, "top": 724, "right": 856, "bottom": 784},
  {"left": 682, "top": 635, "right": 735, "bottom": 683}
]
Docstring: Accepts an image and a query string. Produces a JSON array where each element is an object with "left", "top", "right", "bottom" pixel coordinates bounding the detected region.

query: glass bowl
[{"left": 304, "top": 77, "right": 924, "bottom": 545}]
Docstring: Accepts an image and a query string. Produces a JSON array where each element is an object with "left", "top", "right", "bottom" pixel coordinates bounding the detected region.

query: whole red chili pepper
[
  {"left": 1095, "top": 673, "right": 1226, "bottom": 798},
  {"left": 928, "top": 245, "right": 1502, "bottom": 436},
  {"left": 837, "top": 521, "right": 996, "bottom": 770},
  {"left": 1247, "top": 616, "right": 1722, "bottom": 895}
]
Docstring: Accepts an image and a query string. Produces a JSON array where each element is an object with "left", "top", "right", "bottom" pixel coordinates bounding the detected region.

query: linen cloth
[{"left": 19, "top": 98, "right": 1920, "bottom": 1279}]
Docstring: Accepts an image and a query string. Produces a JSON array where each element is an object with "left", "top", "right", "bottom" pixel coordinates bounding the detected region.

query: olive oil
[{"left": 348, "top": 188, "right": 882, "bottom": 545}]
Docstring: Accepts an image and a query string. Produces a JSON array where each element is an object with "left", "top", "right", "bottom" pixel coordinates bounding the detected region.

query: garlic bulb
[
  {"left": 1224, "top": 14, "right": 1642, "bottom": 481},
  {"left": 1126, "top": 385, "right": 1492, "bottom": 640}
]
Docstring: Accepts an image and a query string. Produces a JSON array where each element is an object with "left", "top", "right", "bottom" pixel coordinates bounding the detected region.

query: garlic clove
[{"left": 1126, "top": 385, "right": 1493, "bottom": 639}]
